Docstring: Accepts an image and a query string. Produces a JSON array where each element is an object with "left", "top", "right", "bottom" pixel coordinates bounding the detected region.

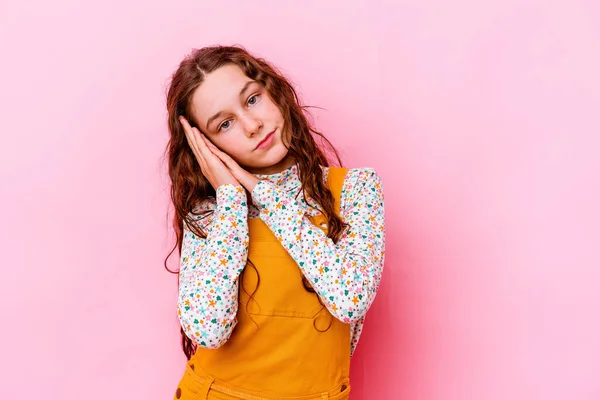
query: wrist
[{"left": 242, "top": 175, "right": 260, "bottom": 193}]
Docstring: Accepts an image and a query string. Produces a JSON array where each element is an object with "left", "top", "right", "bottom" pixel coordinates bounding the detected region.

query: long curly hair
[{"left": 164, "top": 45, "right": 347, "bottom": 359}]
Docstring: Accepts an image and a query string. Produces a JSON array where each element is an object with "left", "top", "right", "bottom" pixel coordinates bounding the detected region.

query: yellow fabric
[{"left": 174, "top": 167, "right": 351, "bottom": 400}]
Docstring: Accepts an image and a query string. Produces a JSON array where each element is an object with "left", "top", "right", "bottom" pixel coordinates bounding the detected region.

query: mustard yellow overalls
[{"left": 174, "top": 168, "right": 351, "bottom": 400}]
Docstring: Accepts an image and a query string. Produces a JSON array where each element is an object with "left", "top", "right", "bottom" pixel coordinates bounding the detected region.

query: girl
[{"left": 165, "top": 45, "right": 385, "bottom": 400}]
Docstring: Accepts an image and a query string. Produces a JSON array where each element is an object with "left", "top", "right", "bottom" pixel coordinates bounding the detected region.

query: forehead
[{"left": 190, "top": 64, "right": 253, "bottom": 125}]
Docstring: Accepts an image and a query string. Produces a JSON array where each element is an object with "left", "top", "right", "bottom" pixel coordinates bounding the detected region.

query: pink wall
[{"left": 1, "top": 0, "right": 599, "bottom": 399}]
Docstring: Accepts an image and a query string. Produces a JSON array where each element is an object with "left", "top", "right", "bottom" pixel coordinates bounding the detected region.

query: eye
[
  {"left": 218, "top": 120, "right": 232, "bottom": 132},
  {"left": 247, "top": 94, "right": 260, "bottom": 106}
]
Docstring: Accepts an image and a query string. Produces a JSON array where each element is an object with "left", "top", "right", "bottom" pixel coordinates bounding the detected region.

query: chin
[
  {"left": 261, "top": 143, "right": 289, "bottom": 162},
  {"left": 267, "top": 147, "right": 291, "bottom": 166},
  {"left": 244, "top": 147, "right": 290, "bottom": 172}
]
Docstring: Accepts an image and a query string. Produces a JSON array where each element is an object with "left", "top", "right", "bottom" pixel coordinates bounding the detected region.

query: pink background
[{"left": 1, "top": 0, "right": 599, "bottom": 399}]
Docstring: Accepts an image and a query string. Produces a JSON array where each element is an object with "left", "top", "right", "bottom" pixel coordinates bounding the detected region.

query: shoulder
[
  {"left": 333, "top": 168, "right": 384, "bottom": 212},
  {"left": 325, "top": 166, "right": 383, "bottom": 190},
  {"left": 345, "top": 167, "right": 381, "bottom": 181}
]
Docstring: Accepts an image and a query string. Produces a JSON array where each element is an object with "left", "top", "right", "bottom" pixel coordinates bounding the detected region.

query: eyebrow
[{"left": 205, "top": 81, "right": 258, "bottom": 130}]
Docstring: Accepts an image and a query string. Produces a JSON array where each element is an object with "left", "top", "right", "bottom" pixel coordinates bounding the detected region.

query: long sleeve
[
  {"left": 251, "top": 168, "right": 385, "bottom": 324},
  {"left": 177, "top": 184, "right": 249, "bottom": 348}
]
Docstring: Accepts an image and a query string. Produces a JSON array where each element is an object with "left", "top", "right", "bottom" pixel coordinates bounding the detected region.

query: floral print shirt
[{"left": 178, "top": 165, "right": 385, "bottom": 356}]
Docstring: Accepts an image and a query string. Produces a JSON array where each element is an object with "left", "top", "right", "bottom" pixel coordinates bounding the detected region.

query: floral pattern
[{"left": 178, "top": 165, "right": 385, "bottom": 355}]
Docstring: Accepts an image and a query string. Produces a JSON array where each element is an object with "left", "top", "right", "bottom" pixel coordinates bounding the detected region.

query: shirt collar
[{"left": 253, "top": 164, "right": 300, "bottom": 192}]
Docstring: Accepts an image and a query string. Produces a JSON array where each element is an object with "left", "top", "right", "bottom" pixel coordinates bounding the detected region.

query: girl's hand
[
  {"left": 179, "top": 116, "right": 240, "bottom": 190},
  {"left": 200, "top": 136, "right": 260, "bottom": 194}
]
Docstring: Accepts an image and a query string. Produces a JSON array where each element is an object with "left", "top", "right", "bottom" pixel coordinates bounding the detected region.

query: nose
[{"left": 240, "top": 112, "right": 262, "bottom": 137}]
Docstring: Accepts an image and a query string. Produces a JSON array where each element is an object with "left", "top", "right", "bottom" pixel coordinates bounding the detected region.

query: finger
[
  {"left": 216, "top": 150, "right": 239, "bottom": 171},
  {"left": 179, "top": 117, "right": 208, "bottom": 166},
  {"left": 178, "top": 116, "right": 196, "bottom": 146},
  {"left": 201, "top": 136, "right": 232, "bottom": 164},
  {"left": 179, "top": 117, "right": 201, "bottom": 156},
  {"left": 201, "top": 138, "right": 247, "bottom": 181},
  {"left": 200, "top": 138, "right": 240, "bottom": 173},
  {"left": 201, "top": 136, "right": 221, "bottom": 156},
  {"left": 189, "top": 137, "right": 206, "bottom": 168},
  {"left": 193, "top": 129, "right": 221, "bottom": 165},
  {"left": 197, "top": 135, "right": 241, "bottom": 174}
]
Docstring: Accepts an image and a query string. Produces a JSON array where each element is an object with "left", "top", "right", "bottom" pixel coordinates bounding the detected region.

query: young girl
[{"left": 165, "top": 45, "right": 385, "bottom": 400}]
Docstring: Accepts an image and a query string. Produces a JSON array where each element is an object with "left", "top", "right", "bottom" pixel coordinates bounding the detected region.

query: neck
[{"left": 247, "top": 154, "right": 296, "bottom": 175}]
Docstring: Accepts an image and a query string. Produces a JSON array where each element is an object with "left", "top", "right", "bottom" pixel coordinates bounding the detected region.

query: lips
[{"left": 255, "top": 130, "right": 275, "bottom": 149}]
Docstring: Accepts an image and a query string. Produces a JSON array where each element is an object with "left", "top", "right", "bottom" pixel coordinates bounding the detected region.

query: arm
[
  {"left": 251, "top": 168, "right": 385, "bottom": 323},
  {"left": 177, "top": 185, "right": 249, "bottom": 348}
]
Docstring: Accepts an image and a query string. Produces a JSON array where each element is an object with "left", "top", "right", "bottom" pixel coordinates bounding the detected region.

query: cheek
[
  {"left": 212, "top": 136, "right": 247, "bottom": 160},
  {"left": 263, "top": 98, "right": 284, "bottom": 120}
]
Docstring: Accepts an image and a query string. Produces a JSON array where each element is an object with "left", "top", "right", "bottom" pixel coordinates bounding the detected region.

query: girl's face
[{"left": 189, "top": 64, "right": 293, "bottom": 175}]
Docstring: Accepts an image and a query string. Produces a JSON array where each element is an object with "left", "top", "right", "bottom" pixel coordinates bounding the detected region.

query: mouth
[{"left": 255, "top": 130, "right": 276, "bottom": 150}]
